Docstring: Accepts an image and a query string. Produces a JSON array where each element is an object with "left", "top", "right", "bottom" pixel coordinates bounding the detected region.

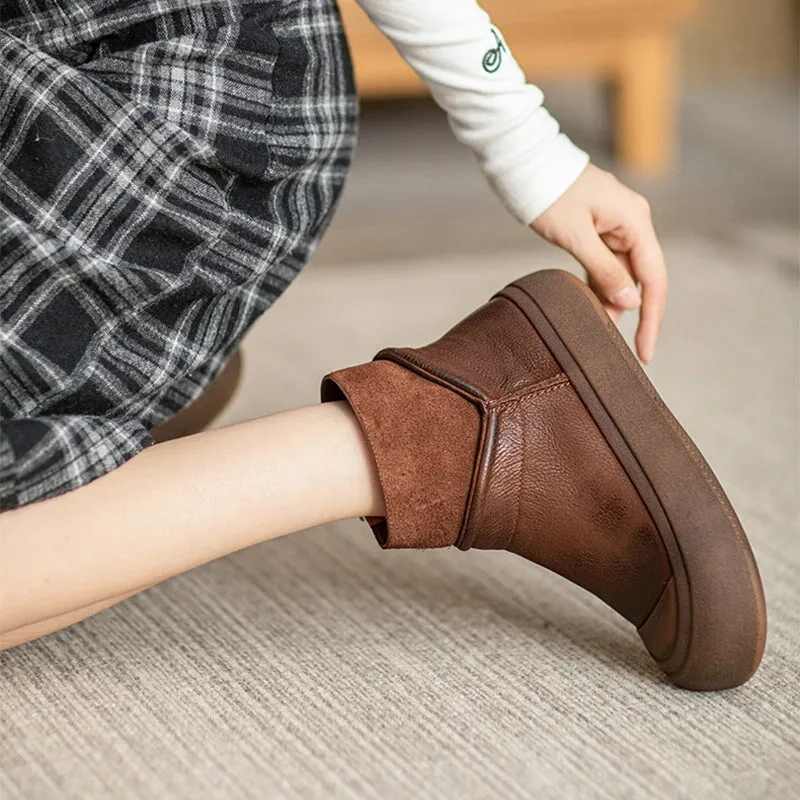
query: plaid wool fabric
[{"left": 0, "top": 0, "right": 357, "bottom": 509}]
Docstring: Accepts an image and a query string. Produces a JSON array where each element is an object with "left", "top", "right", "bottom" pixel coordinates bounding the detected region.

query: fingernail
[{"left": 612, "top": 286, "right": 641, "bottom": 309}]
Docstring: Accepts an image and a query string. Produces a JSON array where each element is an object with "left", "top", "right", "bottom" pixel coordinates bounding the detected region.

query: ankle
[{"left": 324, "top": 401, "right": 386, "bottom": 520}]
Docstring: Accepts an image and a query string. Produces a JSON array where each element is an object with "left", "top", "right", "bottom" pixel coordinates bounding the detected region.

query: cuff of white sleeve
[{"left": 494, "top": 135, "right": 591, "bottom": 226}]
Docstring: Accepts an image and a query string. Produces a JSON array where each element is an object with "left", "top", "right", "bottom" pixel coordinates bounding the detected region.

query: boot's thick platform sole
[{"left": 500, "top": 271, "right": 766, "bottom": 690}]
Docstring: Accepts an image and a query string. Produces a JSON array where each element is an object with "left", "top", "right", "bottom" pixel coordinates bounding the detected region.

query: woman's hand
[{"left": 530, "top": 164, "right": 667, "bottom": 363}]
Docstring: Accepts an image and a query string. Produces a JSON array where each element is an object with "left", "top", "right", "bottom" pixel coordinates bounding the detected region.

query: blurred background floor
[{"left": 316, "top": 82, "right": 798, "bottom": 265}]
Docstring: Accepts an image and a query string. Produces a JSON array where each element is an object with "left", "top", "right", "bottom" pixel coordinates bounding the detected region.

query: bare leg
[
  {"left": 0, "top": 589, "right": 146, "bottom": 650},
  {"left": 0, "top": 402, "right": 384, "bottom": 647}
]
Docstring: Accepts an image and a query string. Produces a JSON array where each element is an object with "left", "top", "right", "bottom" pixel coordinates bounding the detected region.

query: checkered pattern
[{"left": 0, "top": 0, "right": 357, "bottom": 509}]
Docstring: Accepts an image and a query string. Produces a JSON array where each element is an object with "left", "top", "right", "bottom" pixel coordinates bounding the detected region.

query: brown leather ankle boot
[{"left": 322, "top": 269, "right": 766, "bottom": 691}]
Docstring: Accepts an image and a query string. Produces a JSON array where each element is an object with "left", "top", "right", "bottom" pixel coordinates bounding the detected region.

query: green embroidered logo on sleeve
[{"left": 482, "top": 28, "right": 506, "bottom": 73}]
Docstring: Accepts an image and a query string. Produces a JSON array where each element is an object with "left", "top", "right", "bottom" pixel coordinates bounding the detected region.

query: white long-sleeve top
[{"left": 353, "top": 0, "right": 590, "bottom": 225}]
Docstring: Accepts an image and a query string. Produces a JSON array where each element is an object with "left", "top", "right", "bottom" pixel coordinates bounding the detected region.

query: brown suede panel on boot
[{"left": 322, "top": 360, "right": 480, "bottom": 549}]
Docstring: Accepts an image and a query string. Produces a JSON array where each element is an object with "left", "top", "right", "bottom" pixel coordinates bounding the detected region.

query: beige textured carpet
[{"left": 1, "top": 228, "right": 798, "bottom": 799}]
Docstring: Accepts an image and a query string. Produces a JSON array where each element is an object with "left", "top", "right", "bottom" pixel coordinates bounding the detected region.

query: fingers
[
  {"left": 528, "top": 164, "right": 667, "bottom": 363},
  {"left": 629, "top": 223, "right": 668, "bottom": 363},
  {"left": 578, "top": 217, "right": 666, "bottom": 364},
  {"left": 587, "top": 276, "right": 624, "bottom": 321},
  {"left": 571, "top": 227, "right": 641, "bottom": 312}
]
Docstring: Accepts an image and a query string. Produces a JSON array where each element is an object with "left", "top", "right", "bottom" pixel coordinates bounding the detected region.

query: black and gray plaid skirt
[{"left": 0, "top": 0, "right": 357, "bottom": 510}]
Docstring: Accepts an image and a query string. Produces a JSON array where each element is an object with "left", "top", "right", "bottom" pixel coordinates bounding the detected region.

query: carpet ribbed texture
[{"left": 1, "top": 228, "right": 798, "bottom": 799}]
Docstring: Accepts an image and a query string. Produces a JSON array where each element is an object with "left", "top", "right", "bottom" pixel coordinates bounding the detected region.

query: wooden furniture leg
[{"left": 615, "top": 32, "right": 679, "bottom": 174}]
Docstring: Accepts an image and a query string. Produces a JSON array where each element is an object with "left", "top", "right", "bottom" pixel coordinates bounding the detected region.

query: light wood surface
[
  {"left": 337, "top": 0, "right": 700, "bottom": 173},
  {"left": 616, "top": 32, "right": 679, "bottom": 173}
]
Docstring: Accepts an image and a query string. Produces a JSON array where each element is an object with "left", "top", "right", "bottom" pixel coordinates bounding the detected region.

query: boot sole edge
[{"left": 499, "top": 270, "right": 767, "bottom": 691}]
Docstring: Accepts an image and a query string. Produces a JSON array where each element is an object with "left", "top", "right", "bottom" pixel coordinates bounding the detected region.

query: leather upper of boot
[{"left": 323, "top": 295, "right": 672, "bottom": 629}]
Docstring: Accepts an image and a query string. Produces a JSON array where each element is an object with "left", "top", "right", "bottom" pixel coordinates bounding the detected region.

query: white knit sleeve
[{"left": 352, "top": 0, "right": 590, "bottom": 224}]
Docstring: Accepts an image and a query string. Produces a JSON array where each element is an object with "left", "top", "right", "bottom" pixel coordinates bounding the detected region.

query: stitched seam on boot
[
  {"left": 486, "top": 375, "right": 570, "bottom": 410},
  {"left": 509, "top": 404, "right": 525, "bottom": 552},
  {"left": 377, "top": 348, "right": 569, "bottom": 404},
  {"left": 377, "top": 351, "right": 574, "bottom": 551},
  {"left": 494, "top": 383, "right": 571, "bottom": 553},
  {"left": 461, "top": 381, "right": 573, "bottom": 551},
  {"left": 457, "top": 409, "right": 495, "bottom": 550},
  {"left": 376, "top": 349, "right": 486, "bottom": 404}
]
